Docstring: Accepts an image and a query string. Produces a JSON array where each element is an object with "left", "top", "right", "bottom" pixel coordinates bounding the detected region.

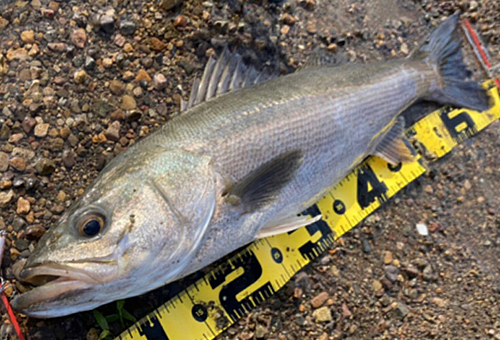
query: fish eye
[{"left": 77, "top": 215, "right": 105, "bottom": 237}]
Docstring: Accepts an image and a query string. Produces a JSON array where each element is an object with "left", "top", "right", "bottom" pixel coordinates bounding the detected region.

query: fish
[{"left": 11, "top": 14, "right": 490, "bottom": 318}]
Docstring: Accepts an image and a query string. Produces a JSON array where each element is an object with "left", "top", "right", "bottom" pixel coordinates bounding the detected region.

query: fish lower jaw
[
  {"left": 11, "top": 278, "right": 93, "bottom": 317},
  {"left": 11, "top": 262, "right": 111, "bottom": 317}
]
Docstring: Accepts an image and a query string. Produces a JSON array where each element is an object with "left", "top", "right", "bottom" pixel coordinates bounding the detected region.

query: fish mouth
[{"left": 11, "top": 263, "right": 100, "bottom": 314}]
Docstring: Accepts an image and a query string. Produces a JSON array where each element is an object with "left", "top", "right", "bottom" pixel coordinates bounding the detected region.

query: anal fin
[
  {"left": 373, "top": 117, "right": 416, "bottom": 165},
  {"left": 257, "top": 214, "right": 322, "bottom": 239}
]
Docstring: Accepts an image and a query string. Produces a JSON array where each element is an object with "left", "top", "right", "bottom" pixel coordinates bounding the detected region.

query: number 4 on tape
[{"left": 117, "top": 81, "right": 500, "bottom": 340}]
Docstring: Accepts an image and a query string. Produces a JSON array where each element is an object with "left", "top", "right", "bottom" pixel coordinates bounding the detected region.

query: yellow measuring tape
[{"left": 117, "top": 81, "right": 500, "bottom": 340}]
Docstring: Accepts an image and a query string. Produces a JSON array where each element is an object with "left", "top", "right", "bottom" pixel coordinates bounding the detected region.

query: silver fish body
[
  {"left": 12, "top": 14, "right": 490, "bottom": 317},
  {"left": 163, "top": 59, "right": 433, "bottom": 271}
]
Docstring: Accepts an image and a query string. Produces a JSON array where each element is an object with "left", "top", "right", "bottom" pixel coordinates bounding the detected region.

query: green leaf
[
  {"left": 117, "top": 300, "right": 125, "bottom": 311},
  {"left": 105, "top": 314, "right": 120, "bottom": 323},
  {"left": 93, "top": 310, "right": 109, "bottom": 331},
  {"left": 122, "top": 309, "right": 137, "bottom": 323},
  {"left": 99, "top": 330, "right": 111, "bottom": 340}
]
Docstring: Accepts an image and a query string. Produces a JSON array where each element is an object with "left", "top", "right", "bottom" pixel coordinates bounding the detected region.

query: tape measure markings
[{"left": 117, "top": 81, "right": 500, "bottom": 340}]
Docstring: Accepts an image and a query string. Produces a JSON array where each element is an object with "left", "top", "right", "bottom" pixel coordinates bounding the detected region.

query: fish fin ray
[
  {"left": 182, "top": 48, "right": 275, "bottom": 112},
  {"left": 206, "top": 47, "right": 230, "bottom": 100},
  {"left": 193, "top": 56, "right": 217, "bottom": 107},
  {"left": 257, "top": 214, "right": 322, "bottom": 239},
  {"left": 373, "top": 117, "right": 415, "bottom": 165},
  {"left": 188, "top": 77, "right": 201, "bottom": 109},
  {"left": 413, "top": 14, "right": 490, "bottom": 112},
  {"left": 228, "top": 150, "right": 303, "bottom": 211}
]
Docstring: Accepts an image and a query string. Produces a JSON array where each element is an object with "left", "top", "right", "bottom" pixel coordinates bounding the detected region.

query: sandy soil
[{"left": 0, "top": 0, "right": 499, "bottom": 339}]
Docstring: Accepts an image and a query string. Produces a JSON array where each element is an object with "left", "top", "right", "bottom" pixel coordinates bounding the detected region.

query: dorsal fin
[{"left": 181, "top": 48, "right": 276, "bottom": 112}]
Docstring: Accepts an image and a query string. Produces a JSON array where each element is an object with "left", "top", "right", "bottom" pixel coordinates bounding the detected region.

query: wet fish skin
[{"left": 12, "top": 14, "right": 489, "bottom": 317}]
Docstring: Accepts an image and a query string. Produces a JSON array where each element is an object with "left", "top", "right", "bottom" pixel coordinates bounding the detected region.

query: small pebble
[
  {"left": 55, "top": 190, "right": 66, "bottom": 203},
  {"left": 311, "top": 292, "right": 329, "bottom": 308},
  {"left": 48, "top": 42, "right": 67, "bottom": 52},
  {"left": 110, "top": 80, "right": 124, "bottom": 95},
  {"left": 71, "top": 28, "right": 87, "bottom": 48},
  {"left": 0, "top": 152, "right": 9, "bottom": 171},
  {"left": 100, "top": 15, "right": 115, "bottom": 33},
  {"left": 342, "top": 303, "right": 352, "bottom": 318},
  {"left": 17, "top": 197, "right": 31, "bottom": 214},
  {"left": 372, "top": 280, "right": 383, "bottom": 292},
  {"left": 174, "top": 14, "right": 187, "bottom": 27},
  {"left": 254, "top": 325, "right": 267, "bottom": 339},
  {"left": 62, "top": 149, "right": 76, "bottom": 168},
  {"left": 26, "top": 225, "right": 46, "bottom": 240},
  {"left": 0, "top": 190, "right": 14, "bottom": 207},
  {"left": 391, "top": 302, "right": 409, "bottom": 320},
  {"left": 84, "top": 56, "right": 96, "bottom": 70},
  {"left": 385, "top": 265, "right": 400, "bottom": 282},
  {"left": 153, "top": 73, "right": 167, "bottom": 90},
  {"left": 36, "top": 158, "right": 56, "bottom": 175},
  {"left": 135, "top": 69, "right": 151, "bottom": 83},
  {"left": 34, "top": 123, "right": 49, "bottom": 138},
  {"left": 74, "top": 70, "right": 88, "bottom": 84},
  {"left": 312, "top": 306, "right": 332, "bottom": 322},
  {"left": 104, "top": 121, "right": 121, "bottom": 142},
  {"left": 160, "top": 0, "right": 183, "bottom": 10},
  {"left": 151, "top": 37, "right": 167, "bottom": 51},
  {"left": 416, "top": 223, "right": 428, "bottom": 236},
  {"left": 10, "top": 157, "right": 26, "bottom": 172},
  {"left": 383, "top": 251, "right": 393, "bottom": 264},
  {"left": 119, "top": 20, "right": 136, "bottom": 36},
  {"left": 122, "top": 95, "right": 137, "bottom": 110},
  {"left": 21, "top": 30, "right": 35, "bottom": 43},
  {"left": 432, "top": 297, "right": 446, "bottom": 308}
]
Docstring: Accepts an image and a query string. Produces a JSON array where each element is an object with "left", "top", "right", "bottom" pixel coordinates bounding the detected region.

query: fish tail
[{"left": 413, "top": 13, "right": 490, "bottom": 112}]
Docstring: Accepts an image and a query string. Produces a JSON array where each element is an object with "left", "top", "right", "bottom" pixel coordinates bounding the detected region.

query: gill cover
[{"left": 136, "top": 148, "right": 217, "bottom": 286}]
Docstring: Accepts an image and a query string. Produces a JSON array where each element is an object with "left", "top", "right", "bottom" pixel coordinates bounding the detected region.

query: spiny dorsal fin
[
  {"left": 299, "top": 47, "right": 348, "bottom": 70},
  {"left": 181, "top": 48, "right": 276, "bottom": 112},
  {"left": 226, "top": 150, "right": 304, "bottom": 211},
  {"left": 373, "top": 117, "right": 416, "bottom": 165}
]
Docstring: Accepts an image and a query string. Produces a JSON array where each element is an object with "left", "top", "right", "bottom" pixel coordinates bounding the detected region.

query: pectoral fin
[
  {"left": 227, "top": 150, "right": 303, "bottom": 211},
  {"left": 373, "top": 117, "right": 416, "bottom": 165},
  {"left": 257, "top": 214, "right": 322, "bottom": 239}
]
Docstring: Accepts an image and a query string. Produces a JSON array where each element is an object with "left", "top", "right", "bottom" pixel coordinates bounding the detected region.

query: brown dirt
[{"left": 0, "top": 0, "right": 499, "bottom": 339}]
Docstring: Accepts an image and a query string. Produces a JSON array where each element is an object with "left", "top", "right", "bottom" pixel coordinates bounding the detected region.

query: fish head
[{"left": 12, "top": 148, "right": 217, "bottom": 317}]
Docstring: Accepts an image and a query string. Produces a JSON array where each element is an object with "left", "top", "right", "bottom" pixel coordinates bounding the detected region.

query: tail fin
[{"left": 413, "top": 13, "right": 490, "bottom": 112}]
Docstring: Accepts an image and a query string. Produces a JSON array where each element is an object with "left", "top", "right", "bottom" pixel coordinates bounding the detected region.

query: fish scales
[
  {"left": 166, "top": 61, "right": 436, "bottom": 277},
  {"left": 11, "top": 15, "right": 492, "bottom": 317},
  {"left": 153, "top": 61, "right": 431, "bottom": 182}
]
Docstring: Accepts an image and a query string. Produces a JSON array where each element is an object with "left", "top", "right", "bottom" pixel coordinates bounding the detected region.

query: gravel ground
[{"left": 0, "top": 0, "right": 499, "bottom": 339}]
